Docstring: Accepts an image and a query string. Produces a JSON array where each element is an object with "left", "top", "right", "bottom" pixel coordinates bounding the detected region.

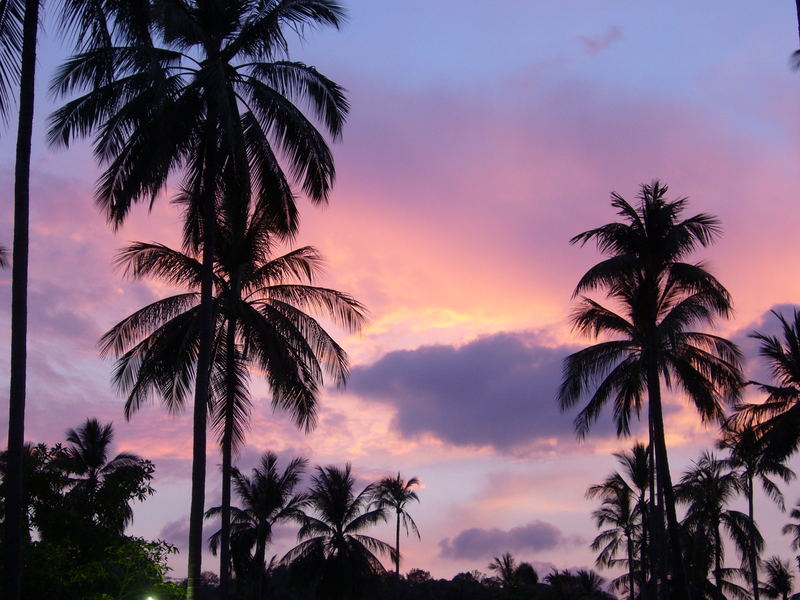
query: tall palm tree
[
  {"left": 676, "top": 451, "right": 762, "bottom": 600},
  {"left": 206, "top": 452, "right": 307, "bottom": 599},
  {"left": 282, "top": 464, "right": 394, "bottom": 600},
  {"left": 4, "top": 2, "right": 36, "bottom": 596},
  {"left": 735, "top": 309, "right": 800, "bottom": 463},
  {"left": 558, "top": 181, "right": 743, "bottom": 599},
  {"left": 760, "top": 557, "right": 797, "bottom": 600},
  {"left": 49, "top": 2, "right": 349, "bottom": 595},
  {"left": 99, "top": 226, "right": 364, "bottom": 595},
  {"left": 587, "top": 472, "right": 638, "bottom": 600},
  {"left": 720, "top": 418, "right": 796, "bottom": 600},
  {"left": 373, "top": 472, "right": 421, "bottom": 576}
]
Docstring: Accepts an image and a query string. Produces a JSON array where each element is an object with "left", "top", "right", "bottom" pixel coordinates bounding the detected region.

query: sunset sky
[{"left": 2, "top": 0, "right": 800, "bottom": 582}]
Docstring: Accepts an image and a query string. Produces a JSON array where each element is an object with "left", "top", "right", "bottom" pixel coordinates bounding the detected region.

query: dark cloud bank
[
  {"left": 439, "top": 521, "right": 583, "bottom": 560},
  {"left": 349, "top": 331, "right": 621, "bottom": 453}
]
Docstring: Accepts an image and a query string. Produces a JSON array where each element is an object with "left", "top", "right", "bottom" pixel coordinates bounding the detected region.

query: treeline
[{"left": 0, "top": 418, "right": 182, "bottom": 599}]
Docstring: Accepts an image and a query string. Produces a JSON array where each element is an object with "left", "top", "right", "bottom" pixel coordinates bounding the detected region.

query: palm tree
[
  {"left": 49, "top": 2, "right": 349, "bottom": 595},
  {"left": 99, "top": 216, "right": 364, "bottom": 593},
  {"left": 545, "top": 569, "right": 615, "bottom": 600},
  {"left": 62, "top": 418, "right": 154, "bottom": 533},
  {"left": 781, "top": 504, "right": 800, "bottom": 563},
  {"left": 373, "top": 472, "right": 421, "bottom": 576},
  {"left": 206, "top": 452, "right": 307, "bottom": 599},
  {"left": 488, "top": 553, "right": 518, "bottom": 590},
  {"left": 282, "top": 464, "right": 394, "bottom": 599},
  {"left": 676, "top": 451, "right": 762, "bottom": 600},
  {"left": 720, "top": 418, "right": 796, "bottom": 600},
  {"left": 614, "top": 443, "right": 652, "bottom": 597},
  {"left": 587, "top": 472, "right": 637, "bottom": 600},
  {"left": 760, "top": 557, "right": 797, "bottom": 600},
  {"left": 558, "top": 181, "right": 743, "bottom": 599},
  {"left": 4, "top": 2, "right": 37, "bottom": 596},
  {"left": 734, "top": 309, "right": 800, "bottom": 463}
]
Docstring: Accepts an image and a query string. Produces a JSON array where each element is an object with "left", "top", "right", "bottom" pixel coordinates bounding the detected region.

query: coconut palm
[
  {"left": 62, "top": 418, "right": 154, "bottom": 533},
  {"left": 282, "top": 464, "right": 394, "bottom": 599},
  {"left": 3, "top": 2, "right": 36, "bottom": 595},
  {"left": 676, "top": 451, "right": 762, "bottom": 600},
  {"left": 781, "top": 504, "right": 800, "bottom": 557},
  {"left": 49, "top": 2, "right": 349, "bottom": 594},
  {"left": 99, "top": 214, "right": 364, "bottom": 594},
  {"left": 587, "top": 472, "right": 638, "bottom": 600},
  {"left": 558, "top": 181, "right": 743, "bottom": 599},
  {"left": 614, "top": 442, "right": 652, "bottom": 597},
  {"left": 488, "top": 553, "right": 518, "bottom": 590},
  {"left": 373, "top": 472, "right": 421, "bottom": 576},
  {"left": 206, "top": 452, "right": 307, "bottom": 599},
  {"left": 720, "top": 418, "right": 796, "bottom": 600},
  {"left": 545, "top": 569, "right": 615, "bottom": 600},
  {"left": 760, "top": 556, "right": 797, "bottom": 600},
  {"left": 735, "top": 309, "right": 800, "bottom": 463}
]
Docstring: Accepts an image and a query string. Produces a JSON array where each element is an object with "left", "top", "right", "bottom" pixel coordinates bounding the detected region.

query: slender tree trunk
[
  {"left": 714, "top": 525, "right": 723, "bottom": 600},
  {"left": 4, "top": 2, "right": 39, "bottom": 599},
  {"left": 648, "top": 360, "right": 690, "bottom": 600},
  {"left": 254, "top": 523, "right": 267, "bottom": 600},
  {"left": 648, "top": 415, "right": 665, "bottom": 600},
  {"left": 748, "top": 474, "right": 760, "bottom": 600},
  {"left": 640, "top": 493, "right": 650, "bottom": 600},
  {"left": 395, "top": 510, "right": 401, "bottom": 576},
  {"left": 186, "top": 114, "right": 218, "bottom": 600},
  {"left": 627, "top": 529, "right": 636, "bottom": 600},
  {"left": 795, "top": 0, "right": 800, "bottom": 46},
  {"left": 219, "top": 287, "right": 240, "bottom": 598}
]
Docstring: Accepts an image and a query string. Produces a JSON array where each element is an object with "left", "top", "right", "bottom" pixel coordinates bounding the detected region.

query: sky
[{"left": 1, "top": 0, "right": 800, "bottom": 583}]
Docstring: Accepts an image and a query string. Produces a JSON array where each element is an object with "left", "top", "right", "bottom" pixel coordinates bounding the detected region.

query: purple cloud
[
  {"left": 439, "top": 521, "right": 583, "bottom": 560},
  {"left": 348, "top": 331, "right": 629, "bottom": 452}
]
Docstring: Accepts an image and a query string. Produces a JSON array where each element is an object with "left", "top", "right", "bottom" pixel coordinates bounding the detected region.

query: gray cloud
[
  {"left": 439, "top": 521, "right": 583, "bottom": 560},
  {"left": 349, "top": 331, "right": 627, "bottom": 452}
]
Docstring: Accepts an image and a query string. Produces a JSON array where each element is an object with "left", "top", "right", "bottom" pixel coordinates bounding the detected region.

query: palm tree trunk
[
  {"left": 627, "top": 528, "right": 636, "bottom": 600},
  {"left": 254, "top": 523, "right": 267, "bottom": 600},
  {"left": 186, "top": 113, "right": 218, "bottom": 600},
  {"left": 648, "top": 416, "right": 665, "bottom": 600},
  {"left": 648, "top": 360, "right": 690, "bottom": 600},
  {"left": 219, "top": 297, "right": 239, "bottom": 598},
  {"left": 395, "top": 510, "right": 401, "bottom": 576},
  {"left": 640, "top": 493, "right": 650, "bottom": 600},
  {"left": 714, "top": 525, "right": 723, "bottom": 600},
  {"left": 748, "top": 474, "right": 760, "bottom": 600},
  {"left": 795, "top": 0, "right": 800, "bottom": 46},
  {"left": 4, "top": 2, "right": 39, "bottom": 599}
]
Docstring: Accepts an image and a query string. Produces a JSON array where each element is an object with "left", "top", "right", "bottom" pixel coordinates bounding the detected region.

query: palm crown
[
  {"left": 735, "top": 309, "right": 800, "bottom": 462},
  {"left": 283, "top": 464, "right": 394, "bottom": 599},
  {"left": 206, "top": 452, "right": 307, "bottom": 584},
  {"left": 49, "top": 0, "right": 349, "bottom": 233}
]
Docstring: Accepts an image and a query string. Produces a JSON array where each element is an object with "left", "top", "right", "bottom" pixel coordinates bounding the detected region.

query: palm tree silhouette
[
  {"left": 206, "top": 452, "right": 307, "bottom": 599},
  {"left": 613, "top": 443, "right": 651, "bottom": 597},
  {"left": 587, "top": 472, "right": 637, "bottom": 600},
  {"left": 735, "top": 309, "right": 800, "bottom": 463},
  {"left": 282, "top": 464, "right": 394, "bottom": 599},
  {"left": 488, "top": 553, "right": 518, "bottom": 590},
  {"left": 63, "top": 418, "right": 153, "bottom": 533},
  {"left": 760, "top": 556, "right": 797, "bottom": 600},
  {"left": 49, "top": 2, "right": 348, "bottom": 594},
  {"left": 720, "top": 418, "right": 795, "bottom": 600},
  {"left": 676, "top": 451, "right": 762, "bottom": 600},
  {"left": 374, "top": 472, "right": 421, "bottom": 576},
  {"left": 99, "top": 215, "right": 364, "bottom": 591},
  {"left": 558, "top": 181, "right": 743, "bottom": 599}
]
